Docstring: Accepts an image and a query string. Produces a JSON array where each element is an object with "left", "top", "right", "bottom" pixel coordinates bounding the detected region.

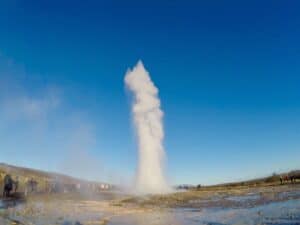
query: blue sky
[{"left": 0, "top": 0, "right": 300, "bottom": 185}]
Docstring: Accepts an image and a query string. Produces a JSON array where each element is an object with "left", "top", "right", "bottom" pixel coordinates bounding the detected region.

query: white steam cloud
[{"left": 125, "top": 60, "right": 170, "bottom": 194}]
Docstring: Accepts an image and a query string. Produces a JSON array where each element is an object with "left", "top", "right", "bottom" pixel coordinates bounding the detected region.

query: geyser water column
[{"left": 125, "top": 60, "right": 170, "bottom": 194}]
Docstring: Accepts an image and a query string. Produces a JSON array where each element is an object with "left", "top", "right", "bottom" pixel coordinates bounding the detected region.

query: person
[
  {"left": 27, "top": 178, "right": 38, "bottom": 193},
  {"left": 3, "top": 174, "right": 13, "bottom": 197},
  {"left": 24, "top": 177, "right": 29, "bottom": 196},
  {"left": 14, "top": 176, "right": 19, "bottom": 193}
]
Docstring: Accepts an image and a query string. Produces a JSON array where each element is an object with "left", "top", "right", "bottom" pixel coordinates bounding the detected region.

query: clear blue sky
[{"left": 0, "top": 0, "right": 299, "bottom": 185}]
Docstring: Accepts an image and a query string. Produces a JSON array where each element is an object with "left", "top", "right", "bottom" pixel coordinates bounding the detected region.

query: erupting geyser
[{"left": 125, "top": 60, "right": 170, "bottom": 194}]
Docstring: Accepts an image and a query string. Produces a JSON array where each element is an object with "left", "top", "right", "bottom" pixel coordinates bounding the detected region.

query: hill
[{"left": 0, "top": 163, "right": 111, "bottom": 194}]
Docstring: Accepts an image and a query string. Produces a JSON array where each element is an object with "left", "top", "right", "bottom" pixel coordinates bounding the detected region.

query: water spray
[{"left": 125, "top": 60, "right": 170, "bottom": 194}]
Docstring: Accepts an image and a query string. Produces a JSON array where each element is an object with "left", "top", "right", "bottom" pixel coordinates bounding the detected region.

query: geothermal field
[
  {"left": 2, "top": 0, "right": 300, "bottom": 224},
  {"left": 0, "top": 171, "right": 300, "bottom": 225},
  {"left": 0, "top": 63, "right": 300, "bottom": 225}
]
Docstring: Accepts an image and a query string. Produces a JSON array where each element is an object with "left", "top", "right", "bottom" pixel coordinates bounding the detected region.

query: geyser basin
[{"left": 125, "top": 61, "right": 170, "bottom": 194}]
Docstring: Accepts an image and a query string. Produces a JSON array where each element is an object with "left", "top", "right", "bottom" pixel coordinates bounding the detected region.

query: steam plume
[{"left": 125, "top": 60, "right": 170, "bottom": 194}]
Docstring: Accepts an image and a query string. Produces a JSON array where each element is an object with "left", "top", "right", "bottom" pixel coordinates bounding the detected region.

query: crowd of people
[
  {"left": 1, "top": 173, "right": 112, "bottom": 198},
  {"left": 1, "top": 174, "right": 38, "bottom": 198}
]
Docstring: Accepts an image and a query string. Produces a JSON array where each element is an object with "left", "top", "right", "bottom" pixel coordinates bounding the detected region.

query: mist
[{"left": 0, "top": 54, "right": 112, "bottom": 184}]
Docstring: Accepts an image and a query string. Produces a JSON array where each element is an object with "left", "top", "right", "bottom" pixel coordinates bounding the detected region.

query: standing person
[
  {"left": 2, "top": 174, "right": 5, "bottom": 197},
  {"left": 30, "top": 178, "right": 35, "bottom": 192},
  {"left": 3, "top": 174, "right": 13, "bottom": 198},
  {"left": 24, "top": 177, "right": 29, "bottom": 196},
  {"left": 14, "top": 176, "right": 19, "bottom": 193},
  {"left": 0, "top": 174, "right": 2, "bottom": 196}
]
